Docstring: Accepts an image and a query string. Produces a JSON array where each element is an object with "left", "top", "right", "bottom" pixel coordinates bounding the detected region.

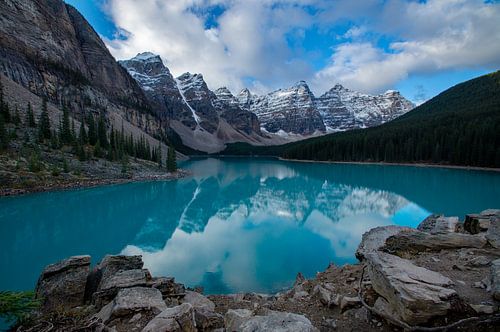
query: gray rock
[
  {"left": 469, "top": 304, "right": 495, "bottom": 315},
  {"left": 150, "top": 277, "right": 186, "bottom": 298},
  {"left": 180, "top": 290, "right": 215, "bottom": 311},
  {"left": 464, "top": 214, "right": 492, "bottom": 234},
  {"left": 356, "top": 225, "right": 414, "bottom": 260},
  {"left": 366, "top": 252, "right": 456, "bottom": 325},
  {"left": 194, "top": 308, "right": 225, "bottom": 331},
  {"left": 480, "top": 209, "right": 500, "bottom": 217},
  {"left": 340, "top": 296, "right": 361, "bottom": 311},
  {"left": 417, "top": 215, "right": 459, "bottom": 234},
  {"left": 142, "top": 303, "right": 196, "bottom": 332},
  {"left": 239, "top": 311, "right": 318, "bottom": 332},
  {"left": 313, "top": 285, "right": 332, "bottom": 306},
  {"left": 96, "top": 287, "right": 167, "bottom": 323},
  {"left": 93, "top": 269, "right": 151, "bottom": 308},
  {"left": 466, "top": 256, "right": 491, "bottom": 267},
  {"left": 492, "top": 259, "right": 500, "bottom": 300},
  {"left": 383, "top": 230, "right": 487, "bottom": 254},
  {"left": 225, "top": 309, "right": 254, "bottom": 332},
  {"left": 35, "top": 255, "right": 90, "bottom": 312},
  {"left": 86, "top": 255, "right": 143, "bottom": 301},
  {"left": 486, "top": 216, "right": 500, "bottom": 248}
]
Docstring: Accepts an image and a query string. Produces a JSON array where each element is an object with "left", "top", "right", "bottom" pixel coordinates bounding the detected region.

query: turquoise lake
[{"left": 1, "top": 158, "right": 500, "bottom": 295}]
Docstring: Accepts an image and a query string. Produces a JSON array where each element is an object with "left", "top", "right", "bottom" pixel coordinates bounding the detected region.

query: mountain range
[
  {"left": 0, "top": 0, "right": 414, "bottom": 156},
  {"left": 119, "top": 52, "right": 415, "bottom": 152}
]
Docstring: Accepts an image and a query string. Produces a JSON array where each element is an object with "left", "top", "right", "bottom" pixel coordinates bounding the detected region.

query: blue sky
[{"left": 65, "top": 0, "right": 499, "bottom": 103}]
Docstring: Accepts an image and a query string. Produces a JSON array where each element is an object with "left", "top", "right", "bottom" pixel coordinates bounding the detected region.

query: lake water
[{"left": 1, "top": 158, "right": 499, "bottom": 295}]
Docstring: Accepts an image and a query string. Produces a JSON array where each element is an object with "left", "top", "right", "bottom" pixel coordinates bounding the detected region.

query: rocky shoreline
[
  {"left": 12, "top": 209, "right": 500, "bottom": 331},
  {"left": 0, "top": 170, "right": 191, "bottom": 197}
]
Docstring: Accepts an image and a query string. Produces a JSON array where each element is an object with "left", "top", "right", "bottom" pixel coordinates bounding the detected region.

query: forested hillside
[{"left": 223, "top": 71, "right": 500, "bottom": 168}]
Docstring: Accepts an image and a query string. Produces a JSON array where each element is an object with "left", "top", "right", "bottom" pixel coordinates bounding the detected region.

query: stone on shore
[
  {"left": 150, "top": 277, "right": 186, "bottom": 298},
  {"left": 180, "top": 290, "right": 215, "bottom": 311},
  {"left": 141, "top": 303, "right": 196, "bottom": 332},
  {"left": 355, "top": 225, "right": 414, "bottom": 260},
  {"left": 366, "top": 251, "right": 456, "bottom": 325},
  {"left": 225, "top": 309, "right": 254, "bottom": 331},
  {"left": 85, "top": 255, "right": 144, "bottom": 301},
  {"left": 194, "top": 308, "right": 225, "bottom": 331},
  {"left": 417, "top": 214, "right": 459, "bottom": 234},
  {"left": 485, "top": 216, "right": 500, "bottom": 248},
  {"left": 492, "top": 259, "right": 500, "bottom": 301},
  {"left": 95, "top": 287, "right": 167, "bottom": 324},
  {"left": 383, "top": 230, "right": 487, "bottom": 254},
  {"left": 93, "top": 269, "right": 151, "bottom": 308},
  {"left": 35, "top": 255, "right": 90, "bottom": 312},
  {"left": 239, "top": 311, "right": 318, "bottom": 332}
]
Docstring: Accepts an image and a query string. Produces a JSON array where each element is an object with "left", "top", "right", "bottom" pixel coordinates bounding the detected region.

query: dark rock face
[
  {"left": 213, "top": 87, "right": 261, "bottom": 135},
  {"left": 119, "top": 53, "right": 196, "bottom": 128},
  {"left": 176, "top": 72, "right": 219, "bottom": 133},
  {"left": 0, "top": 0, "right": 148, "bottom": 110},
  {"left": 239, "top": 81, "right": 326, "bottom": 135},
  {"left": 35, "top": 255, "right": 90, "bottom": 312}
]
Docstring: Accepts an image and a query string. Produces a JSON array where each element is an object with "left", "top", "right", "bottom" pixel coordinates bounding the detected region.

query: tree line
[{"left": 0, "top": 77, "right": 177, "bottom": 172}]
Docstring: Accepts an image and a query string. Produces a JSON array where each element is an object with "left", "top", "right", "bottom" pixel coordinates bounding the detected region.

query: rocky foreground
[{"left": 16, "top": 209, "right": 500, "bottom": 331}]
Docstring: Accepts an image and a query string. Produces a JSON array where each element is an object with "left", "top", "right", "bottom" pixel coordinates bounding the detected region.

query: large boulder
[
  {"left": 485, "top": 216, "right": 500, "bottom": 249},
  {"left": 35, "top": 255, "right": 90, "bottom": 312},
  {"left": 141, "top": 303, "right": 196, "bottom": 332},
  {"left": 492, "top": 259, "right": 500, "bottom": 301},
  {"left": 180, "top": 290, "right": 215, "bottom": 311},
  {"left": 366, "top": 252, "right": 457, "bottom": 325},
  {"left": 225, "top": 309, "right": 254, "bottom": 331},
  {"left": 239, "top": 311, "right": 318, "bottom": 332},
  {"left": 356, "top": 226, "right": 415, "bottom": 261},
  {"left": 194, "top": 308, "right": 225, "bottom": 331},
  {"left": 92, "top": 269, "right": 151, "bottom": 308},
  {"left": 383, "top": 230, "right": 487, "bottom": 254},
  {"left": 85, "top": 255, "right": 143, "bottom": 301},
  {"left": 95, "top": 287, "right": 167, "bottom": 324},
  {"left": 150, "top": 277, "right": 186, "bottom": 298},
  {"left": 417, "top": 215, "right": 459, "bottom": 234},
  {"left": 465, "top": 214, "right": 493, "bottom": 234}
]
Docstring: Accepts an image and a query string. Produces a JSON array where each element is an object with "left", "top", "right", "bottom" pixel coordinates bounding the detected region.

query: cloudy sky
[{"left": 65, "top": 0, "right": 499, "bottom": 103}]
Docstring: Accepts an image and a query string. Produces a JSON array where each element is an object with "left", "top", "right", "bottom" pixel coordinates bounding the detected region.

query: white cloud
[
  {"left": 103, "top": 0, "right": 500, "bottom": 96},
  {"left": 312, "top": 0, "right": 500, "bottom": 94}
]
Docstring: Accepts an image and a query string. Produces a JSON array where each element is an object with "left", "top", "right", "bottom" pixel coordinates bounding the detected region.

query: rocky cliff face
[
  {"left": 213, "top": 87, "right": 261, "bottom": 135},
  {"left": 315, "top": 84, "right": 415, "bottom": 131},
  {"left": 239, "top": 81, "right": 326, "bottom": 135},
  {"left": 0, "top": 0, "right": 148, "bottom": 111},
  {"left": 175, "top": 72, "right": 220, "bottom": 133},
  {"left": 119, "top": 53, "right": 196, "bottom": 129}
]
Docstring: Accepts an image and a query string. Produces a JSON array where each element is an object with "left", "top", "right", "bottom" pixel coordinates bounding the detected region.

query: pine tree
[
  {"left": 60, "top": 105, "right": 72, "bottom": 144},
  {"left": 97, "top": 113, "right": 108, "bottom": 148},
  {"left": 26, "top": 102, "right": 36, "bottom": 127},
  {"left": 0, "top": 114, "right": 8, "bottom": 151},
  {"left": 38, "top": 98, "right": 51, "bottom": 141},
  {"left": 0, "top": 77, "right": 10, "bottom": 123},
  {"left": 87, "top": 114, "right": 97, "bottom": 145},
  {"left": 94, "top": 140, "right": 102, "bottom": 158},
  {"left": 13, "top": 106, "right": 21, "bottom": 127},
  {"left": 157, "top": 143, "right": 163, "bottom": 168},
  {"left": 167, "top": 144, "right": 177, "bottom": 172},
  {"left": 78, "top": 120, "right": 88, "bottom": 145}
]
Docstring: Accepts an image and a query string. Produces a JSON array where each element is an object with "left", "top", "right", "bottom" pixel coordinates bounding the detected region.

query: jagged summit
[{"left": 131, "top": 52, "right": 163, "bottom": 63}]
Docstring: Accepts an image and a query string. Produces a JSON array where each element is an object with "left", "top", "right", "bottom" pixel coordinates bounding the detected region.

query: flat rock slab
[
  {"left": 93, "top": 269, "right": 151, "bottom": 308},
  {"left": 239, "top": 311, "right": 318, "bottom": 332},
  {"left": 35, "top": 255, "right": 90, "bottom": 312},
  {"left": 96, "top": 287, "right": 167, "bottom": 324},
  {"left": 492, "top": 259, "right": 500, "bottom": 301},
  {"left": 486, "top": 216, "right": 500, "bottom": 249},
  {"left": 356, "top": 226, "right": 415, "bottom": 260},
  {"left": 142, "top": 303, "right": 196, "bottom": 332},
  {"left": 181, "top": 290, "right": 215, "bottom": 311},
  {"left": 383, "top": 230, "right": 487, "bottom": 254},
  {"left": 417, "top": 215, "right": 459, "bottom": 234},
  {"left": 366, "top": 252, "right": 457, "bottom": 325},
  {"left": 86, "top": 255, "right": 144, "bottom": 301},
  {"left": 225, "top": 309, "right": 254, "bottom": 331}
]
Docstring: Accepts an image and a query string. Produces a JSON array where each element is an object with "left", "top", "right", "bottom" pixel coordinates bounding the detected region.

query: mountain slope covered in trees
[{"left": 222, "top": 71, "right": 500, "bottom": 168}]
